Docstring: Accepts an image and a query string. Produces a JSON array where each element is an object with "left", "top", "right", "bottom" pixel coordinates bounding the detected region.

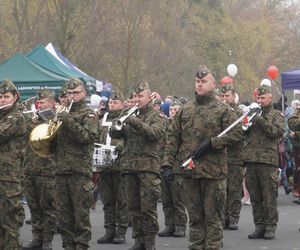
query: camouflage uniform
[
  {"left": 110, "top": 83, "right": 167, "bottom": 249},
  {"left": 97, "top": 109, "right": 129, "bottom": 242},
  {"left": 0, "top": 80, "right": 27, "bottom": 250},
  {"left": 23, "top": 89, "right": 57, "bottom": 248},
  {"left": 224, "top": 103, "right": 244, "bottom": 229},
  {"left": 243, "top": 86, "right": 284, "bottom": 238},
  {"left": 162, "top": 76, "right": 243, "bottom": 249},
  {"left": 159, "top": 119, "right": 187, "bottom": 236},
  {"left": 288, "top": 109, "right": 300, "bottom": 196},
  {"left": 55, "top": 79, "right": 98, "bottom": 250}
]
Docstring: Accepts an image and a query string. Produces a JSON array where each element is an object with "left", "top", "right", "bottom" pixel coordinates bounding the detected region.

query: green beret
[
  {"left": 0, "top": 79, "right": 18, "bottom": 94},
  {"left": 220, "top": 84, "right": 235, "bottom": 93},
  {"left": 37, "top": 88, "right": 55, "bottom": 100},
  {"left": 67, "top": 78, "right": 84, "bottom": 90},
  {"left": 59, "top": 85, "right": 68, "bottom": 98},
  {"left": 127, "top": 90, "right": 135, "bottom": 100},
  {"left": 134, "top": 81, "right": 150, "bottom": 94},
  {"left": 171, "top": 98, "right": 182, "bottom": 107},
  {"left": 214, "top": 88, "right": 221, "bottom": 96},
  {"left": 196, "top": 65, "right": 212, "bottom": 79},
  {"left": 257, "top": 85, "right": 272, "bottom": 96},
  {"left": 110, "top": 90, "right": 124, "bottom": 101}
]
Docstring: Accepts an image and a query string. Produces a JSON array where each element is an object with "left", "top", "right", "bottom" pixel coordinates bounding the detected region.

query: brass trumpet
[{"left": 111, "top": 104, "right": 139, "bottom": 131}]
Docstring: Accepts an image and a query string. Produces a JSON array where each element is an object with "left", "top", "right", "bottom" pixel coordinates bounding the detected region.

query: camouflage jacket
[
  {"left": 110, "top": 103, "right": 167, "bottom": 174},
  {"left": 162, "top": 93, "right": 243, "bottom": 179},
  {"left": 288, "top": 109, "right": 300, "bottom": 147},
  {"left": 243, "top": 104, "right": 284, "bottom": 167},
  {"left": 227, "top": 104, "right": 244, "bottom": 165},
  {"left": 55, "top": 100, "right": 99, "bottom": 178},
  {"left": 24, "top": 117, "right": 56, "bottom": 176},
  {"left": 97, "top": 110, "right": 124, "bottom": 172},
  {"left": 0, "top": 104, "right": 27, "bottom": 183}
]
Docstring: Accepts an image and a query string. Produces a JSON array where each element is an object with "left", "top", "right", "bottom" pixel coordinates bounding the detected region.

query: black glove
[
  {"left": 192, "top": 139, "right": 212, "bottom": 161},
  {"left": 161, "top": 166, "right": 174, "bottom": 182}
]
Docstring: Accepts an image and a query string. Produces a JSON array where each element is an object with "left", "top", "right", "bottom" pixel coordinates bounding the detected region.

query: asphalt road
[{"left": 20, "top": 187, "right": 300, "bottom": 250}]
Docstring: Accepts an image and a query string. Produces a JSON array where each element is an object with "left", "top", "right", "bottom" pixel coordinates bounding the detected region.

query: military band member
[
  {"left": 243, "top": 85, "right": 284, "bottom": 240},
  {"left": 162, "top": 65, "right": 243, "bottom": 250},
  {"left": 96, "top": 90, "right": 129, "bottom": 245},
  {"left": 55, "top": 78, "right": 99, "bottom": 250},
  {"left": 22, "top": 89, "right": 57, "bottom": 250},
  {"left": 220, "top": 84, "right": 244, "bottom": 230},
  {"left": 110, "top": 82, "right": 167, "bottom": 250},
  {"left": 0, "top": 80, "right": 27, "bottom": 249},
  {"left": 159, "top": 100, "right": 187, "bottom": 238}
]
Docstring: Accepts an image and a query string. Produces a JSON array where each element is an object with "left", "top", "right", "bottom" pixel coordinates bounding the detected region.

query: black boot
[
  {"left": 158, "top": 226, "right": 175, "bottom": 237},
  {"left": 113, "top": 233, "right": 126, "bottom": 244},
  {"left": 42, "top": 242, "right": 52, "bottom": 250},
  {"left": 248, "top": 229, "right": 265, "bottom": 239},
  {"left": 264, "top": 230, "right": 275, "bottom": 240},
  {"left": 128, "top": 243, "right": 145, "bottom": 250},
  {"left": 22, "top": 240, "right": 43, "bottom": 250},
  {"left": 173, "top": 226, "right": 185, "bottom": 237},
  {"left": 97, "top": 229, "right": 115, "bottom": 244}
]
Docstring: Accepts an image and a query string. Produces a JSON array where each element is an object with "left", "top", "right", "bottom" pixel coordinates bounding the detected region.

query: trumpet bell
[{"left": 29, "top": 123, "right": 58, "bottom": 157}]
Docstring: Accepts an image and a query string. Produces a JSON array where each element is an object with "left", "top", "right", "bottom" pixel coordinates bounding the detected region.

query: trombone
[{"left": 181, "top": 103, "right": 261, "bottom": 169}]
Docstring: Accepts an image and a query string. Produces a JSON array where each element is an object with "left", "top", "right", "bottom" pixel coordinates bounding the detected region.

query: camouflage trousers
[
  {"left": 245, "top": 163, "right": 279, "bottom": 232},
  {"left": 183, "top": 177, "right": 226, "bottom": 250},
  {"left": 99, "top": 171, "right": 129, "bottom": 235},
  {"left": 23, "top": 175, "right": 56, "bottom": 243},
  {"left": 0, "top": 182, "right": 24, "bottom": 250},
  {"left": 224, "top": 164, "right": 244, "bottom": 225},
  {"left": 123, "top": 172, "right": 161, "bottom": 246},
  {"left": 160, "top": 174, "right": 187, "bottom": 230},
  {"left": 55, "top": 175, "right": 94, "bottom": 249}
]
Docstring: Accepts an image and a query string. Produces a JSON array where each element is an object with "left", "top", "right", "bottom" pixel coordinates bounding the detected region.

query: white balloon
[
  {"left": 261, "top": 78, "right": 271, "bottom": 87},
  {"left": 227, "top": 64, "right": 238, "bottom": 77}
]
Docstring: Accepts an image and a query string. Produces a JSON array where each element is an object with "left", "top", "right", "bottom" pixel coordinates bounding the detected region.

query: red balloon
[
  {"left": 267, "top": 65, "right": 279, "bottom": 80},
  {"left": 253, "top": 88, "right": 258, "bottom": 98},
  {"left": 221, "top": 76, "right": 233, "bottom": 86}
]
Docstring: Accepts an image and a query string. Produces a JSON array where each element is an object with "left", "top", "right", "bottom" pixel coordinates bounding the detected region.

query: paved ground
[{"left": 21, "top": 187, "right": 300, "bottom": 250}]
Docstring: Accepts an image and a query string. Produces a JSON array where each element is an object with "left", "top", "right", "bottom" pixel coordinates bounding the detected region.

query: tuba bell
[{"left": 29, "top": 100, "right": 73, "bottom": 157}]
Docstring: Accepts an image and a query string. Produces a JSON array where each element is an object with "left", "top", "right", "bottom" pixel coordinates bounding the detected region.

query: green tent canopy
[
  {"left": 26, "top": 45, "right": 94, "bottom": 83},
  {"left": 0, "top": 53, "right": 69, "bottom": 100}
]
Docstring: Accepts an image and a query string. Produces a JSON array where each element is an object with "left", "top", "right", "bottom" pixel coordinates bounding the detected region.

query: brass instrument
[
  {"left": 111, "top": 104, "right": 139, "bottom": 131},
  {"left": 0, "top": 104, "right": 12, "bottom": 110},
  {"left": 29, "top": 100, "right": 73, "bottom": 157}
]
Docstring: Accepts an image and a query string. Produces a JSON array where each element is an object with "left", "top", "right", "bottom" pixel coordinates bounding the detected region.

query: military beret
[
  {"left": 214, "top": 88, "right": 221, "bottom": 96},
  {"left": 66, "top": 78, "right": 84, "bottom": 90},
  {"left": 37, "top": 88, "right": 55, "bottom": 100},
  {"left": 134, "top": 81, "right": 150, "bottom": 94},
  {"left": 196, "top": 65, "right": 212, "bottom": 79},
  {"left": 220, "top": 84, "right": 235, "bottom": 93},
  {"left": 170, "top": 98, "right": 182, "bottom": 107},
  {"left": 110, "top": 90, "right": 125, "bottom": 101},
  {"left": 0, "top": 79, "right": 18, "bottom": 94},
  {"left": 257, "top": 85, "right": 272, "bottom": 96},
  {"left": 59, "top": 85, "right": 68, "bottom": 98}
]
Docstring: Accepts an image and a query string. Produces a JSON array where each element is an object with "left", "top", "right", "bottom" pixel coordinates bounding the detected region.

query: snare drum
[{"left": 92, "top": 144, "right": 118, "bottom": 171}]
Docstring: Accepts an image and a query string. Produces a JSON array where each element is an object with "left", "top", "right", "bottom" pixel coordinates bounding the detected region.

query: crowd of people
[{"left": 0, "top": 63, "right": 300, "bottom": 250}]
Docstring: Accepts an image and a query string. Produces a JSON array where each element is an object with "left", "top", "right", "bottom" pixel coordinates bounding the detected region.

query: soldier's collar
[
  {"left": 195, "top": 92, "right": 215, "bottom": 105},
  {"left": 261, "top": 103, "right": 273, "bottom": 113}
]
